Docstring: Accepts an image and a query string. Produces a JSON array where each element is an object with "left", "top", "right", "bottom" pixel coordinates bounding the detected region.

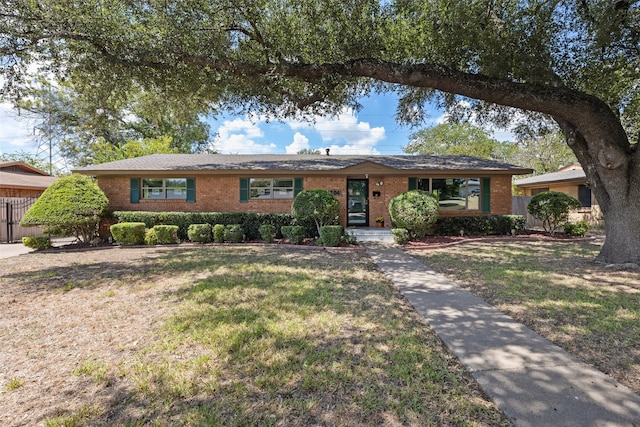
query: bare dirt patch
[{"left": 0, "top": 247, "right": 201, "bottom": 426}]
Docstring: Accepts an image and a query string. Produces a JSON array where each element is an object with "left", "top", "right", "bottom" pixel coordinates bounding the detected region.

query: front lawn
[
  {"left": 409, "top": 239, "right": 640, "bottom": 395},
  {"left": 0, "top": 246, "right": 509, "bottom": 426}
]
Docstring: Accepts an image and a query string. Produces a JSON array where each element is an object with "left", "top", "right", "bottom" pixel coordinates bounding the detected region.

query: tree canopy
[
  {"left": 1, "top": 0, "right": 639, "bottom": 262},
  {"left": 15, "top": 79, "right": 212, "bottom": 166},
  {"left": 404, "top": 122, "right": 503, "bottom": 159}
]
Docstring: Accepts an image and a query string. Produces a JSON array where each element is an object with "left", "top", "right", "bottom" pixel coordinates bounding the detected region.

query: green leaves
[{"left": 20, "top": 174, "right": 109, "bottom": 242}]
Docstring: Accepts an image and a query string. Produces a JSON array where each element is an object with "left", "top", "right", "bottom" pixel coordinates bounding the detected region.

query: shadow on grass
[{"left": 28, "top": 245, "right": 506, "bottom": 426}]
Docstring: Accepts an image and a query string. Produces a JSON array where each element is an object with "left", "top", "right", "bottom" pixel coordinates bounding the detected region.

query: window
[
  {"left": 250, "top": 178, "right": 294, "bottom": 200},
  {"left": 578, "top": 185, "right": 592, "bottom": 208},
  {"left": 531, "top": 187, "right": 549, "bottom": 196},
  {"left": 142, "top": 178, "right": 187, "bottom": 200},
  {"left": 416, "top": 178, "right": 481, "bottom": 211}
]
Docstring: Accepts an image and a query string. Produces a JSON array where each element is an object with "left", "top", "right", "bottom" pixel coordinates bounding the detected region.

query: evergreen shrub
[
  {"left": 281, "top": 225, "right": 305, "bottom": 244},
  {"left": 22, "top": 236, "right": 52, "bottom": 250},
  {"left": 110, "top": 222, "right": 146, "bottom": 245},
  {"left": 187, "top": 224, "right": 212, "bottom": 243}
]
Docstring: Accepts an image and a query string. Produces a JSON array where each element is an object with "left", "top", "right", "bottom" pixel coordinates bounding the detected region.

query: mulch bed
[{"left": 404, "top": 230, "right": 595, "bottom": 250}]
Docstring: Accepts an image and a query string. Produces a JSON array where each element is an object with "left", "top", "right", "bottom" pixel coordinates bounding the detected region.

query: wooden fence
[{"left": 511, "top": 196, "right": 543, "bottom": 229}]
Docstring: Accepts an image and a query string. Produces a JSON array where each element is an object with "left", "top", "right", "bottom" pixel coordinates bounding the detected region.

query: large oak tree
[{"left": 1, "top": 0, "right": 638, "bottom": 263}]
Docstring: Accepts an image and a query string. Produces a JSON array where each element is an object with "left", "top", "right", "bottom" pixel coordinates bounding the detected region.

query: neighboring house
[
  {"left": 0, "top": 162, "right": 58, "bottom": 242},
  {"left": 74, "top": 154, "right": 532, "bottom": 228},
  {"left": 0, "top": 161, "right": 58, "bottom": 197},
  {"left": 514, "top": 164, "right": 602, "bottom": 224}
]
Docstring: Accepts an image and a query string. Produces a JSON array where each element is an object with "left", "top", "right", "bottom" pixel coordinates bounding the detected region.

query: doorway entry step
[{"left": 346, "top": 227, "right": 395, "bottom": 243}]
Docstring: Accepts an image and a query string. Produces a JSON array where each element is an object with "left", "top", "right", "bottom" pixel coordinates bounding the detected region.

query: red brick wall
[
  {"left": 0, "top": 188, "right": 44, "bottom": 198},
  {"left": 97, "top": 174, "right": 515, "bottom": 227}
]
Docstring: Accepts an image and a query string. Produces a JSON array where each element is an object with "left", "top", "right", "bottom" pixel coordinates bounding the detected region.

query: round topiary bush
[
  {"left": 212, "top": 224, "right": 225, "bottom": 243},
  {"left": 389, "top": 190, "right": 439, "bottom": 238},
  {"left": 291, "top": 189, "right": 340, "bottom": 236},
  {"left": 153, "top": 225, "right": 179, "bottom": 244},
  {"left": 20, "top": 174, "right": 109, "bottom": 243},
  {"left": 527, "top": 191, "right": 582, "bottom": 234}
]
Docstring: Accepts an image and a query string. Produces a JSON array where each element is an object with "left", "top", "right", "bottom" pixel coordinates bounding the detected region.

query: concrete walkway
[
  {"left": 0, "top": 243, "right": 33, "bottom": 259},
  {"left": 365, "top": 243, "right": 640, "bottom": 427}
]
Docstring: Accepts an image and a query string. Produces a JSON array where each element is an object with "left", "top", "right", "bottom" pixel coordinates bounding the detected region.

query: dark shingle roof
[
  {"left": 74, "top": 154, "right": 532, "bottom": 175},
  {"left": 514, "top": 167, "right": 586, "bottom": 186}
]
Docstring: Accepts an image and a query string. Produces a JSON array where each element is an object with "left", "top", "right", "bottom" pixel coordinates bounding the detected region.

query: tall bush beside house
[
  {"left": 20, "top": 174, "right": 109, "bottom": 243},
  {"left": 389, "top": 190, "right": 439, "bottom": 238},
  {"left": 527, "top": 191, "right": 582, "bottom": 234},
  {"left": 291, "top": 189, "right": 340, "bottom": 237}
]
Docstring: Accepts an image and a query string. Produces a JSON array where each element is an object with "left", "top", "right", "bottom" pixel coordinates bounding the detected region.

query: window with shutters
[
  {"left": 141, "top": 178, "right": 188, "bottom": 200},
  {"left": 415, "top": 178, "right": 481, "bottom": 211}
]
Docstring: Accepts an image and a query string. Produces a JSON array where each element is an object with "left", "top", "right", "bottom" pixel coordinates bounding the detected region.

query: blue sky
[{"left": 0, "top": 92, "right": 514, "bottom": 159}]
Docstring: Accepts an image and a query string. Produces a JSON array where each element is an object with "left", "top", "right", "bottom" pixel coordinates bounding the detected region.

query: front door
[{"left": 347, "top": 179, "right": 369, "bottom": 227}]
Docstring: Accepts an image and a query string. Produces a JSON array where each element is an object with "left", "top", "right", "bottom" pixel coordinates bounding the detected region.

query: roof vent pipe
[{"left": 325, "top": 148, "right": 330, "bottom": 156}]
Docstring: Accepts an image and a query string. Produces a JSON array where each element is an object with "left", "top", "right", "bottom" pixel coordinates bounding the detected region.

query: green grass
[
  {"left": 410, "top": 240, "right": 640, "bottom": 394},
  {"left": 5, "top": 377, "right": 24, "bottom": 391},
  {"left": 113, "top": 247, "right": 508, "bottom": 426}
]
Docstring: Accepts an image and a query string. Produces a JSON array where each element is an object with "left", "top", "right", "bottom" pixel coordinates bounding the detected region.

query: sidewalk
[
  {"left": 0, "top": 243, "right": 33, "bottom": 259},
  {"left": 365, "top": 243, "right": 640, "bottom": 427}
]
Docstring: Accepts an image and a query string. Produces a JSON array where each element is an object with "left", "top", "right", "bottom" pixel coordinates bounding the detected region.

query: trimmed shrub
[
  {"left": 113, "top": 211, "right": 294, "bottom": 240},
  {"left": 22, "top": 236, "right": 52, "bottom": 250},
  {"left": 110, "top": 222, "right": 146, "bottom": 245},
  {"left": 433, "top": 215, "right": 525, "bottom": 236},
  {"left": 318, "top": 225, "right": 342, "bottom": 247},
  {"left": 145, "top": 228, "right": 159, "bottom": 245},
  {"left": 391, "top": 228, "right": 410, "bottom": 245},
  {"left": 259, "top": 224, "right": 276, "bottom": 243},
  {"left": 527, "top": 191, "right": 582, "bottom": 234},
  {"left": 224, "top": 224, "right": 244, "bottom": 243},
  {"left": 153, "top": 225, "right": 179, "bottom": 244},
  {"left": 188, "top": 223, "right": 212, "bottom": 243},
  {"left": 212, "top": 224, "right": 225, "bottom": 243},
  {"left": 291, "top": 189, "right": 340, "bottom": 236},
  {"left": 20, "top": 174, "right": 109, "bottom": 243},
  {"left": 281, "top": 225, "right": 305, "bottom": 245},
  {"left": 564, "top": 220, "right": 589, "bottom": 237},
  {"left": 389, "top": 190, "right": 439, "bottom": 238}
]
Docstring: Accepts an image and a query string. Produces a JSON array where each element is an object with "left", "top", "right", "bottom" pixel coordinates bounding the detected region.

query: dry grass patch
[
  {"left": 0, "top": 246, "right": 509, "bottom": 426},
  {"left": 409, "top": 239, "right": 640, "bottom": 395}
]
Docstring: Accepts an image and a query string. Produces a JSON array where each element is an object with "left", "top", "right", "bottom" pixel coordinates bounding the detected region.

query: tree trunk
[{"left": 598, "top": 206, "right": 640, "bottom": 264}]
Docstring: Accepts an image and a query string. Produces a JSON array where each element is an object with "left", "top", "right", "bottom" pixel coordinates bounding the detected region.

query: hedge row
[
  {"left": 112, "top": 211, "right": 318, "bottom": 240},
  {"left": 432, "top": 215, "right": 525, "bottom": 236}
]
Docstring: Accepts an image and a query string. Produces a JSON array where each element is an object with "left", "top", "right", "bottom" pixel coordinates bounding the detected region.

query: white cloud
[
  {"left": 286, "top": 108, "right": 385, "bottom": 154},
  {"left": 211, "top": 117, "right": 276, "bottom": 154},
  {"left": 285, "top": 132, "right": 310, "bottom": 154},
  {"left": 0, "top": 102, "right": 37, "bottom": 153}
]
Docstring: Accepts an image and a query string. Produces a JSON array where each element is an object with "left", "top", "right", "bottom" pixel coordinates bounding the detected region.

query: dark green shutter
[
  {"left": 240, "top": 178, "right": 249, "bottom": 203},
  {"left": 294, "top": 178, "right": 303, "bottom": 197},
  {"left": 130, "top": 178, "right": 140, "bottom": 204},
  {"left": 481, "top": 178, "right": 491, "bottom": 213},
  {"left": 186, "top": 178, "right": 196, "bottom": 203},
  {"left": 408, "top": 177, "right": 417, "bottom": 190}
]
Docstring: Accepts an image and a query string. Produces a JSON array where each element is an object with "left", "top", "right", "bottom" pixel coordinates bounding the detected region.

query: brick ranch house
[{"left": 75, "top": 154, "right": 532, "bottom": 228}]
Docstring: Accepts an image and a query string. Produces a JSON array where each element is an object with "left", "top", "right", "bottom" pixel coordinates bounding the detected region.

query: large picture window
[
  {"left": 250, "top": 178, "right": 294, "bottom": 200},
  {"left": 142, "top": 178, "right": 187, "bottom": 200},
  {"left": 417, "top": 178, "right": 481, "bottom": 211}
]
